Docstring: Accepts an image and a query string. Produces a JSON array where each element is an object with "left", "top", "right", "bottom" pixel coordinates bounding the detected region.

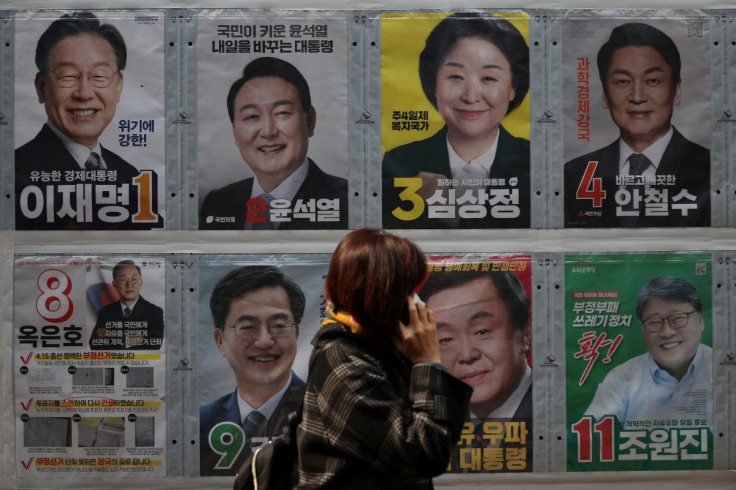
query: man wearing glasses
[
  {"left": 15, "top": 12, "right": 143, "bottom": 229},
  {"left": 585, "top": 276, "right": 712, "bottom": 427},
  {"left": 89, "top": 260, "right": 164, "bottom": 350},
  {"left": 199, "top": 265, "right": 306, "bottom": 476}
]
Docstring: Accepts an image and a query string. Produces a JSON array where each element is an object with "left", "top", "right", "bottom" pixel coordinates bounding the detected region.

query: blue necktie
[
  {"left": 243, "top": 410, "right": 266, "bottom": 452},
  {"left": 249, "top": 193, "right": 274, "bottom": 230}
]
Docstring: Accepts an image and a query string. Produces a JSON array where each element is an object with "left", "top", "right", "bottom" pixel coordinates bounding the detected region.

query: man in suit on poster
[
  {"left": 564, "top": 22, "right": 710, "bottom": 228},
  {"left": 199, "top": 265, "right": 306, "bottom": 476},
  {"left": 420, "top": 268, "right": 532, "bottom": 470},
  {"left": 199, "top": 56, "right": 347, "bottom": 230},
  {"left": 15, "top": 12, "right": 148, "bottom": 229},
  {"left": 89, "top": 260, "right": 164, "bottom": 350}
]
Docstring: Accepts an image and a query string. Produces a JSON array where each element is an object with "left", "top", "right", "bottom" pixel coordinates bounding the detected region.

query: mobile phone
[{"left": 413, "top": 293, "right": 425, "bottom": 306}]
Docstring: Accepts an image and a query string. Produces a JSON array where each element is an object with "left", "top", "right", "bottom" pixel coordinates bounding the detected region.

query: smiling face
[
  {"left": 214, "top": 285, "right": 298, "bottom": 406},
  {"left": 602, "top": 45, "right": 681, "bottom": 153},
  {"left": 641, "top": 297, "right": 703, "bottom": 380},
  {"left": 231, "top": 76, "right": 315, "bottom": 193},
  {"left": 426, "top": 276, "right": 529, "bottom": 418},
  {"left": 434, "top": 37, "right": 515, "bottom": 161},
  {"left": 113, "top": 265, "right": 142, "bottom": 306},
  {"left": 35, "top": 33, "right": 123, "bottom": 149}
]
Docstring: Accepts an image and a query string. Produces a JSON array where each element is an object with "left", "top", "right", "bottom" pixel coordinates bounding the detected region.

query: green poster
[{"left": 565, "top": 253, "right": 713, "bottom": 471}]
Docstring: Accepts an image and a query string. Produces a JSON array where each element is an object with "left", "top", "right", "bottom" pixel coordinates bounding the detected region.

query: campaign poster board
[
  {"left": 14, "top": 255, "right": 167, "bottom": 477},
  {"left": 565, "top": 252, "right": 713, "bottom": 471},
  {"left": 196, "top": 10, "right": 349, "bottom": 230},
  {"left": 14, "top": 11, "right": 166, "bottom": 230},
  {"left": 561, "top": 13, "right": 712, "bottom": 228},
  {"left": 418, "top": 254, "right": 533, "bottom": 472},
  {"left": 197, "top": 255, "right": 330, "bottom": 476},
  {"left": 381, "top": 11, "right": 531, "bottom": 230}
]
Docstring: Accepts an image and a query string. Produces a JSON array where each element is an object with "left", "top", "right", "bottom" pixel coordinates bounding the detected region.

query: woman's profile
[{"left": 296, "top": 228, "right": 472, "bottom": 488}]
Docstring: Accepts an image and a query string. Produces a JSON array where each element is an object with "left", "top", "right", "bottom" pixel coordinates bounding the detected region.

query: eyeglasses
[
  {"left": 221, "top": 320, "right": 297, "bottom": 339},
  {"left": 115, "top": 276, "right": 141, "bottom": 286},
  {"left": 641, "top": 310, "right": 698, "bottom": 333},
  {"left": 50, "top": 67, "right": 119, "bottom": 88}
]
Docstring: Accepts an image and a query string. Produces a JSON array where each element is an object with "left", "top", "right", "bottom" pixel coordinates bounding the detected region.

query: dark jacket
[
  {"left": 564, "top": 127, "right": 710, "bottom": 227},
  {"left": 382, "top": 125, "right": 530, "bottom": 229},
  {"left": 448, "top": 382, "right": 533, "bottom": 473},
  {"left": 297, "top": 322, "right": 472, "bottom": 489},
  {"left": 199, "top": 374, "right": 305, "bottom": 476},
  {"left": 89, "top": 296, "right": 164, "bottom": 350},
  {"left": 15, "top": 124, "right": 159, "bottom": 229},
  {"left": 199, "top": 158, "right": 348, "bottom": 230}
]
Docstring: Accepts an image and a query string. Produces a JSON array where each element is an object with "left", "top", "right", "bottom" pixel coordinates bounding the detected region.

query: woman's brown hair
[{"left": 325, "top": 228, "right": 426, "bottom": 336}]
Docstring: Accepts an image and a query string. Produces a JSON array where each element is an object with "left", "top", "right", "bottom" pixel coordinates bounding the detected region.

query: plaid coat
[{"left": 296, "top": 322, "right": 472, "bottom": 489}]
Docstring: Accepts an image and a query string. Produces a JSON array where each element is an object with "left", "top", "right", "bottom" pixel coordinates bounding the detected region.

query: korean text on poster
[
  {"left": 381, "top": 12, "right": 531, "bottom": 229},
  {"left": 14, "top": 11, "right": 165, "bottom": 230},
  {"left": 565, "top": 253, "right": 713, "bottom": 471},
  {"left": 14, "top": 256, "right": 167, "bottom": 477},
  {"left": 196, "top": 11, "right": 349, "bottom": 230},
  {"left": 419, "top": 255, "right": 533, "bottom": 472},
  {"left": 197, "top": 256, "right": 330, "bottom": 476},
  {"left": 561, "top": 14, "right": 711, "bottom": 228}
]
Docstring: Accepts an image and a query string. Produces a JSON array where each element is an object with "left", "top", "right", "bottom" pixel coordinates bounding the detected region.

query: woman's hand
[
  {"left": 416, "top": 171, "right": 446, "bottom": 200},
  {"left": 393, "top": 295, "right": 441, "bottom": 364}
]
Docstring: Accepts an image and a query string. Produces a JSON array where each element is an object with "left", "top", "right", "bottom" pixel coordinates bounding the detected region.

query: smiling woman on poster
[{"left": 382, "top": 13, "right": 530, "bottom": 229}]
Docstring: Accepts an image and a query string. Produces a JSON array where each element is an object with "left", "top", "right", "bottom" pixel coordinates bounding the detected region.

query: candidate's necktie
[
  {"left": 620, "top": 153, "right": 651, "bottom": 227},
  {"left": 249, "top": 193, "right": 274, "bottom": 230},
  {"left": 85, "top": 151, "right": 101, "bottom": 170},
  {"left": 123, "top": 307, "right": 131, "bottom": 319},
  {"left": 243, "top": 410, "right": 267, "bottom": 452}
]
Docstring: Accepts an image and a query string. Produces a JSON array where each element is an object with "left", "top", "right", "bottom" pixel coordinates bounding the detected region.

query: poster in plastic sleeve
[
  {"left": 565, "top": 253, "right": 713, "bottom": 471},
  {"left": 381, "top": 11, "right": 531, "bottom": 229},
  {"left": 197, "top": 255, "right": 330, "bottom": 476},
  {"left": 196, "top": 11, "right": 349, "bottom": 230},
  {"left": 13, "top": 10, "right": 165, "bottom": 230},
  {"left": 14, "top": 256, "right": 167, "bottom": 477},
  {"left": 417, "top": 254, "right": 533, "bottom": 472},
  {"left": 561, "top": 12, "right": 711, "bottom": 228}
]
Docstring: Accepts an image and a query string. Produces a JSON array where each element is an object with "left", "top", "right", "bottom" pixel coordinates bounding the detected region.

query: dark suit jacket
[
  {"left": 564, "top": 127, "right": 710, "bottom": 227},
  {"left": 382, "top": 125, "right": 530, "bottom": 229},
  {"left": 89, "top": 296, "right": 164, "bottom": 350},
  {"left": 199, "top": 374, "right": 306, "bottom": 476},
  {"left": 449, "top": 383, "right": 533, "bottom": 473},
  {"left": 15, "top": 124, "right": 160, "bottom": 230},
  {"left": 199, "top": 158, "right": 348, "bottom": 230}
]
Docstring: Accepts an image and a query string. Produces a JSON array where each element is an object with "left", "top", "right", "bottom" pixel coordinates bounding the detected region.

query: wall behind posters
[{"left": 1, "top": 0, "right": 735, "bottom": 490}]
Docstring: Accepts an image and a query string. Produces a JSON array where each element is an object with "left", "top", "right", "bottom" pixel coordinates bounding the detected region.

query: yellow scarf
[{"left": 322, "top": 307, "right": 363, "bottom": 335}]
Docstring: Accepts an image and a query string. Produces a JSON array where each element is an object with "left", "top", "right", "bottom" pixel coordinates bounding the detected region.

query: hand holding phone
[{"left": 392, "top": 295, "right": 441, "bottom": 365}]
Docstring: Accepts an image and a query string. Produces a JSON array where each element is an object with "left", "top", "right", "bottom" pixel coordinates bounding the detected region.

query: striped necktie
[
  {"left": 85, "top": 151, "right": 101, "bottom": 170},
  {"left": 620, "top": 153, "right": 651, "bottom": 227}
]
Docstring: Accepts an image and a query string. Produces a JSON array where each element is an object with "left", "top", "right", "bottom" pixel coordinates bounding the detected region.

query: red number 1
[{"left": 571, "top": 416, "right": 615, "bottom": 463}]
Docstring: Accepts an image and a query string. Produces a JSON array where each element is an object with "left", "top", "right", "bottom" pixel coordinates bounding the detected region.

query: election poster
[
  {"left": 381, "top": 11, "right": 531, "bottom": 230},
  {"left": 13, "top": 10, "right": 166, "bottom": 230},
  {"left": 565, "top": 253, "right": 713, "bottom": 471},
  {"left": 561, "top": 12, "right": 712, "bottom": 228},
  {"left": 418, "top": 254, "right": 533, "bottom": 472},
  {"left": 197, "top": 255, "right": 330, "bottom": 476},
  {"left": 196, "top": 11, "right": 349, "bottom": 230},
  {"left": 14, "top": 256, "right": 167, "bottom": 477}
]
